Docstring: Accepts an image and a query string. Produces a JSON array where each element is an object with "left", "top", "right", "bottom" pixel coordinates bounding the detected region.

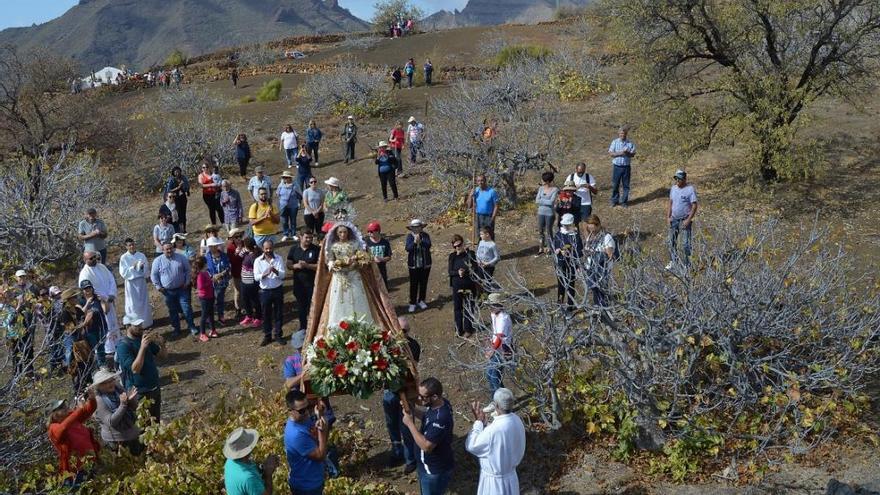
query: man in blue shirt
[
  {"left": 284, "top": 390, "right": 329, "bottom": 495},
  {"left": 116, "top": 320, "right": 166, "bottom": 423},
  {"left": 608, "top": 126, "right": 636, "bottom": 207},
  {"left": 468, "top": 175, "right": 499, "bottom": 236},
  {"left": 150, "top": 243, "right": 196, "bottom": 337},
  {"left": 402, "top": 377, "right": 454, "bottom": 495}
]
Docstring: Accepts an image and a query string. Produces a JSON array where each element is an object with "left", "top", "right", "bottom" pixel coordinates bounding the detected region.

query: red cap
[
  {"left": 321, "top": 222, "right": 333, "bottom": 233},
  {"left": 367, "top": 221, "right": 381, "bottom": 233}
]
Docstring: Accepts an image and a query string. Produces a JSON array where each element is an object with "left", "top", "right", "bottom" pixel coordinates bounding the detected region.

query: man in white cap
[
  {"left": 466, "top": 388, "right": 526, "bottom": 495},
  {"left": 406, "top": 116, "right": 425, "bottom": 166},
  {"left": 342, "top": 115, "right": 358, "bottom": 164},
  {"left": 79, "top": 251, "right": 120, "bottom": 367},
  {"left": 224, "top": 427, "right": 279, "bottom": 495},
  {"left": 118, "top": 238, "right": 153, "bottom": 328},
  {"left": 666, "top": 169, "right": 698, "bottom": 270},
  {"left": 484, "top": 293, "right": 512, "bottom": 396}
]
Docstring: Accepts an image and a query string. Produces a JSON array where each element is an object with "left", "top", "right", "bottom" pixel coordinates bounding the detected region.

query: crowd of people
[{"left": 1, "top": 66, "right": 703, "bottom": 493}]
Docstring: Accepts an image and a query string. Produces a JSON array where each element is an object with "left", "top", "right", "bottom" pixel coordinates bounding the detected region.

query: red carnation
[
  {"left": 339, "top": 321, "right": 350, "bottom": 330},
  {"left": 390, "top": 347, "right": 401, "bottom": 356},
  {"left": 370, "top": 342, "right": 382, "bottom": 353},
  {"left": 375, "top": 358, "right": 389, "bottom": 371},
  {"left": 316, "top": 338, "right": 326, "bottom": 349},
  {"left": 326, "top": 349, "right": 338, "bottom": 361},
  {"left": 346, "top": 341, "right": 359, "bottom": 351},
  {"left": 381, "top": 331, "right": 391, "bottom": 342},
  {"left": 333, "top": 364, "right": 348, "bottom": 377}
]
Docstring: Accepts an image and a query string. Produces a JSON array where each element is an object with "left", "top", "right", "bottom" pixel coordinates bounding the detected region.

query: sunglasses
[
  {"left": 453, "top": 243, "right": 463, "bottom": 248},
  {"left": 292, "top": 406, "right": 310, "bottom": 414},
  {"left": 309, "top": 181, "right": 317, "bottom": 184}
]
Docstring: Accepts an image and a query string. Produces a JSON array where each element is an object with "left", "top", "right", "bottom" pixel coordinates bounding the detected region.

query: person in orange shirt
[
  {"left": 198, "top": 159, "right": 225, "bottom": 226},
  {"left": 47, "top": 392, "right": 101, "bottom": 488}
]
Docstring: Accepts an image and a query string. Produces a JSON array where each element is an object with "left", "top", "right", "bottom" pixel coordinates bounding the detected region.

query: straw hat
[
  {"left": 407, "top": 219, "right": 426, "bottom": 229},
  {"left": 562, "top": 180, "right": 577, "bottom": 192},
  {"left": 91, "top": 368, "right": 121, "bottom": 388},
  {"left": 408, "top": 116, "right": 416, "bottom": 123},
  {"left": 377, "top": 140, "right": 388, "bottom": 148},
  {"left": 228, "top": 227, "right": 246, "bottom": 237},
  {"left": 223, "top": 427, "right": 260, "bottom": 460},
  {"left": 324, "top": 177, "right": 341, "bottom": 188},
  {"left": 204, "top": 224, "right": 220, "bottom": 233},
  {"left": 281, "top": 170, "right": 295, "bottom": 179}
]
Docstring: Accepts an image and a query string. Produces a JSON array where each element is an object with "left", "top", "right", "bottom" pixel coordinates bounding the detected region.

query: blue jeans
[
  {"left": 280, "top": 203, "right": 298, "bottom": 237},
  {"left": 418, "top": 466, "right": 452, "bottom": 495},
  {"left": 580, "top": 204, "right": 592, "bottom": 221},
  {"left": 215, "top": 286, "right": 227, "bottom": 320},
  {"left": 611, "top": 165, "right": 631, "bottom": 205},
  {"left": 486, "top": 352, "right": 505, "bottom": 395},
  {"left": 163, "top": 287, "right": 196, "bottom": 334},
  {"left": 476, "top": 214, "right": 494, "bottom": 234},
  {"left": 284, "top": 148, "right": 296, "bottom": 166},
  {"left": 253, "top": 234, "right": 276, "bottom": 248},
  {"left": 382, "top": 390, "right": 416, "bottom": 467},
  {"left": 198, "top": 297, "right": 215, "bottom": 334},
  {"left": 668, "top": 218, "right": 693, "bottom": 266}
]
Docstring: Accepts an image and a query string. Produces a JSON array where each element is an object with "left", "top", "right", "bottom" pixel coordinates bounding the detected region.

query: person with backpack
[
  {"left": 404, "top": 58, "right": 416, "bottom": 88},
  {"left": 582, "top": 215, "right": 615, "bottom": 309},
  {"left": 567, "top": 162, "right": 597, "bottom": 220}
]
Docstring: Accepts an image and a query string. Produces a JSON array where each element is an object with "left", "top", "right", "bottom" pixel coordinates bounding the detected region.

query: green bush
[
  {"left": 492, "top": 44, "right": 552, "bottom": 68},
  {"left": 164, "top": 49, "right": 187, "bottom": 67},
  {"left": 256, "top": 78, "right": 283, "bottom": 102}
]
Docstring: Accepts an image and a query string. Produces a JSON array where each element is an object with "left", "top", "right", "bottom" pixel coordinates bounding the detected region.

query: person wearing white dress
[
  {"left": 78, "top": 251, "right": 121, "bottom": 359},
  {"left": 323, "top": 221, "right": 374, "bottom": 328},
  {"left": 118, "top": 238, "right": 153, "bottom": 328},
  {"left": 465, "top": 388, "right": 526, "bottom": 495}
]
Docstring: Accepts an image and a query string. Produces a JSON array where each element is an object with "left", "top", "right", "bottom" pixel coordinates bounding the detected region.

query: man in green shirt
[{"left": 224, "top": 427, "right": 279, "bottom": 495}]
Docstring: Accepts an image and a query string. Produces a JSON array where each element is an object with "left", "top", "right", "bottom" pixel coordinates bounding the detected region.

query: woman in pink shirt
[{"left": 193, "top": 256, "right": 216, "bottom": 342}]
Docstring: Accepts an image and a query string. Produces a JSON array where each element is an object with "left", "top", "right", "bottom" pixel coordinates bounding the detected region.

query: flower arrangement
[
  {"left": 329, "top": 249, "right": 372, "bottom": 272},
  {"left": 305, "top": 315, "right": 409, "bottom": 399}
]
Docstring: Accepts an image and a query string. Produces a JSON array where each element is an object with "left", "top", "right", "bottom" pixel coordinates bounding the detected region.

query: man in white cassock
[
  {"left": 465, "top": 388, "right": 526, "bottom": 495},
  {"left": 118, "top": 238, "right": 153, "bottom": 328},
  {"left": 78, "top": 251, "right": 121, "bottom": 361}
]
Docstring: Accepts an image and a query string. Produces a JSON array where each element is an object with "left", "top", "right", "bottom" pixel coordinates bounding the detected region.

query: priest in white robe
[
  {"left": 118, "top": 239, "right": 153, "bottom": 328},
  {"left": 465, "top": 388, "right": 527, "bottom": 495},
  {"left": 78, "top": 251, "right": 121, "bottom": 356}
]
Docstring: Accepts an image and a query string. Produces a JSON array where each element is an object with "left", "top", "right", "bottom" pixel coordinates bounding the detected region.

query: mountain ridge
[{"left": 0, "top": 0, "right": 369, "bottom": 70}]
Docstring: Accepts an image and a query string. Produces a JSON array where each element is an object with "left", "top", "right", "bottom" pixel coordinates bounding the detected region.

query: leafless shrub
[
  {"left": 236, "top": 44, "right": 280, "bottom": 67},
  {"left": 0, "top": 146, "right": 115, "bottom": 268},
  {"left": 339, "top": 35, "right": 379, "bottom": 51},
  {"left": 297, "top": 61, "right": 395, "bottom": 118},
  {"left": 140, "top": 89, "right": 241, "bottom": 191},
  {"left": 451, "top": 217, "right": 880, "bottom": 460}
]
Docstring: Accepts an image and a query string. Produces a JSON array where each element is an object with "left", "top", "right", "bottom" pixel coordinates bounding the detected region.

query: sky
[{"left": 0, "top": 0, "right": 469, "bottom": 30}]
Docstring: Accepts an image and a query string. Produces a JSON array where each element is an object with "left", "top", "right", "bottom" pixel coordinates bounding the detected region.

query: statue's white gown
[{"left": 325, "top": 241, "right": 374, "bottom": 328}]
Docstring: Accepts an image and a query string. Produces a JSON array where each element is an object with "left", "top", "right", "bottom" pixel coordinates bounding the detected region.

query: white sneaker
[
  {"left": 292, "top": 235, "right": 299, "bottom": 242},
  {"left": 281, "top": 236, "right": 289, "bottom": 242},
  {"left": 408, "top": 304, "right": 416, "bottom": 313},
  {"left": 665, "top": 262, "right": 674, "bottom": 271},
  {"left": 314, "top": 162, "right": 319, "bottom": 167},
  {"left": 418, "top": 301, "right": 428, "bottom": 310}
]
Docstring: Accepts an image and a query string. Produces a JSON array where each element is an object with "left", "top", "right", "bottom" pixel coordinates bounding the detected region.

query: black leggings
[
  {"left": 203, "top": 194, "right": 225, "bottom": 225},
  {"left": 379, "top": 171, "right": 399, "bottom": 199},
  {"left": 241, "top": 281, "right": 262, "bottom": 318},
  {"left": 408, "top": 267, "right": 430, "bottom": 304},
  {"left": 452, "top": 289, "right": 474, "bottom": 336},
  {"left": 304, "top": 212, "right": 325, "bottom": 234},
  {"left": 237, "top": 158, "right": 249, "bottom": 177},
  {"left": 308, "top": 142, "right": 320, "bottom": 163},
  {"left": 175, "top": 195, "right": 188, "bottom": 232}
]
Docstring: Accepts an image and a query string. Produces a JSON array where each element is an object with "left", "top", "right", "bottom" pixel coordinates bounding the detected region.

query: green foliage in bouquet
[{"left": 306, "top": 316, "right": 409, "bottom": 399}]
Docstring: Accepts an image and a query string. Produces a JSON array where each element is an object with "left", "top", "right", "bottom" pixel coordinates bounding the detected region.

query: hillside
[
  {"left": 424, "top": 0, "right": 590, "bottom": 28},
  {"left": 0, "top": 0, "right": 368, "bottom": 70}
]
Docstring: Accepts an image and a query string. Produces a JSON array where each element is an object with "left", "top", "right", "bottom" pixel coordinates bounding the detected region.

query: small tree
[
  {"left": 594, "top": 0, "right": 880, "bottom": 181},
  {"left": 370, "top": 0, "right": 424, "bottom": 34},
  {"left": 164, "top": 49, "right": 187, "bottom": 67},
  {"left": 297, "top": 61, "right": 394, "bottom": 118}
]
